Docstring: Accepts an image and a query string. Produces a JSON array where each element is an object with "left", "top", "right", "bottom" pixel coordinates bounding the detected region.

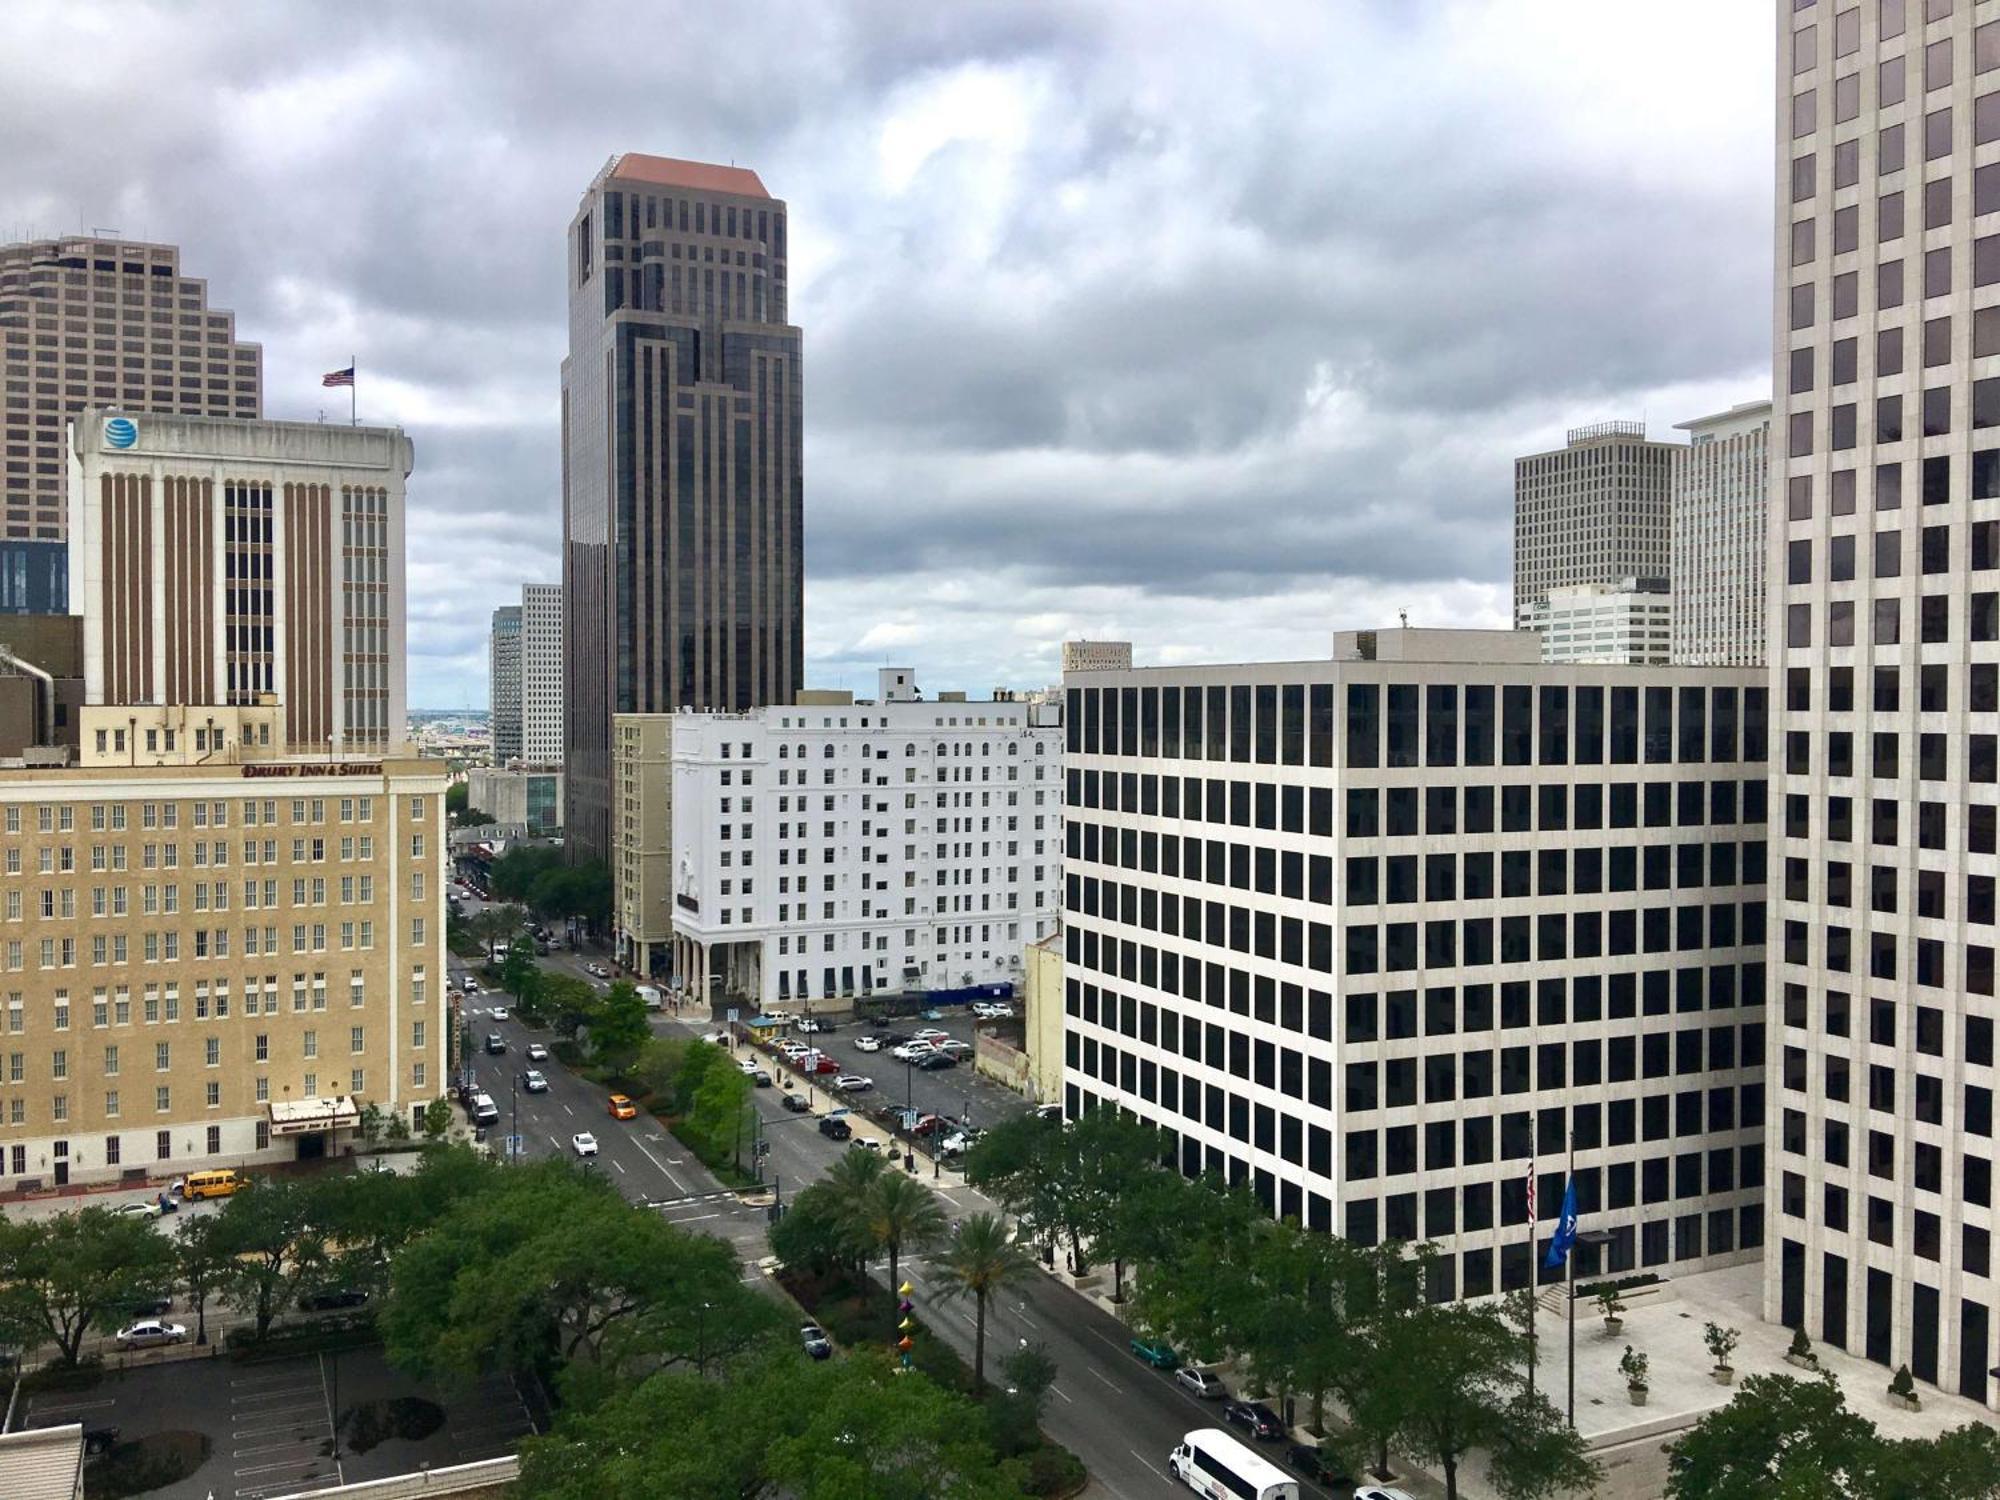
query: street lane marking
[
  {"left": 233, "top": 1386, "right": 320, "bottom": 1404},
  {"left": 1130, "top": 1449, "right": 1170, "bottom": 1484},
  {"left": 28, "top": 1397, "right": 115, "bottom": 1414},
  {"left": 562, "top": 1103, "right": 574, "bottom": 1116},
  {"left": 632, "top": 1138, "right": 687, "bottom": 1193},
  {"left": 613, "top": 1159, "right": 628, "bottom": 1174},
  {"left": 1089, "top": 1367, "right": 1121, "bottom": 1393},
  {"left": 234, "top": 1439, "right": 324, "bottom": 1458},
  {"left": 233, "top": 1458, "right": 324, "bottom": 1477},
  {"left": 1050, "top": 1383, "right": 1073, "bottom": 1403}
]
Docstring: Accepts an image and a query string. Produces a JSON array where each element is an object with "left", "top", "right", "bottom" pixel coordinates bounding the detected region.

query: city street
[{"left": 453, "top": 949, "right": 1354, "bottom": 1500}]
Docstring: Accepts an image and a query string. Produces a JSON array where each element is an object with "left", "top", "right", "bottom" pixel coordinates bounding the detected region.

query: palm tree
[
  {"left": 862, "top": 1171, "right": 947, "bottom": 1294},
  {"left": 933, "top": 1213, "right": 1033, "bottom": 1394},
  {"left": 823, "top": 1147, "right": 888, "bottom": 1272}
]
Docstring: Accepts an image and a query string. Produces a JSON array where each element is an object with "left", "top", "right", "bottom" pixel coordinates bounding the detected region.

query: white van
[
  {"left": 1168, "top": 1428, "right": 1297, "bottom": 1500},
  {"left": 636, "top": 984, "right": 664, "bottom": 1011}
]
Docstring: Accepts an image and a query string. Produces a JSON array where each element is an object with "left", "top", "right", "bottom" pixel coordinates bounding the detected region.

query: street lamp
[{"left": 904, "top": 1057, "right": 916, "bottom": 1173}]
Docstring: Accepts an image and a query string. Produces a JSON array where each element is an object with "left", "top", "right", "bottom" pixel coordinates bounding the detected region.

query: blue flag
[{"left": 1543, "top": 1176, "right": 1578, "bottom": 1269}]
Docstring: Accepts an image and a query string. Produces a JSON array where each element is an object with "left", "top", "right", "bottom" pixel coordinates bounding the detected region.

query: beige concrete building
[
  {"left": 465, "top": 765, "right": 562, "bottom": 836},
  {"left": 0, "top": 236, "right": 262, "bottom": 614},
  {"left": 1514, "top": 421, "right": 1679, "bottom": 628},
  {"left": 67, "top": 409, "right": 413, "bottom": 754},
  {"left": 1770, "top": 0, "right": 2000, "bottom": 1404},
  {"left": 1671, "top": 401, "right": 1772, "bottom": 668},
  {"left": 1023, "top": 926, "right": 1064, "bottom": 1105},
  {"left": 0, "top": 704, "right": 446, "bottom": 1187},
  {"left": 1521, "top": 578, "right": 1675, "bottom": 665},
  {"left": 611, "top": 714, "right": 674, "bottom": 976},
  {"left": 1061, "top": 640, "right": 1133, "bottom": 673}
]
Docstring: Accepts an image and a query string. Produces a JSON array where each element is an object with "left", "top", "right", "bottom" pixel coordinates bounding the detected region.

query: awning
[{"left": 266, "top": 1096, "right": 361, "bottom": 1136}]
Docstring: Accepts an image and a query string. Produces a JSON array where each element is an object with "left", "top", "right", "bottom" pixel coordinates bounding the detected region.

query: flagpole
[
  {"left": 350, "top": 354, "right": 356, "bottom": 427},
  {"left": 1566, "top": 1128, "right": 1576, "bottom": 1429},
  {"left": 1526, "top": 1163, "right": 1536, "bottom": 1397}
]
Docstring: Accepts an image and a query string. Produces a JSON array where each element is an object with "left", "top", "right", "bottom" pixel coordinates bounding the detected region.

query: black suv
[
  {"left": 817, "top": 1116, "right": 852, "bottom": 1141},
  {"left": 1221, "top": 1400, "right": 1283, "bottom": 1440}
]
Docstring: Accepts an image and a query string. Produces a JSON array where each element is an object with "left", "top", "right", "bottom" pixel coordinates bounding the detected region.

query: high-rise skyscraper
[
  {"left": 490, "top": 604, "right": 522, "bottom": 763},
  {"left": 1514, "top": 421, "right": 1677, "bottom": 630},
  {"left": 1771, "top": 0, "right": 2000, "bottom": 1403},
  {"left": 1671, "top": 402, "right": 1772, "bottom": 668},
  {"left": 0, "top": 237, "right": 262, "bottom": 613},
  {"left": 560, "top": 154, "right": 803, "bottom": 862},
  {"left": 66, "top": 408, "right": 412, "bottom": 753},
  {"left": 521, "top": 582, "right": 563, "bottom": 763}
]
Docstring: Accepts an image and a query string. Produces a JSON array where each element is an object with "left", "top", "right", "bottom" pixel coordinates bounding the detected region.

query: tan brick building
[{"left": 0, "top": 703, "right": 445, "bottom": 1188}]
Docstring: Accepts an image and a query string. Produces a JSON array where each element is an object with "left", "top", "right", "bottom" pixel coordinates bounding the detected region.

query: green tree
[
  {"left": 381, "top": 1160, "right": 766, "bottom": 1392},
  {"left": 422, "top": 1095, "right": 454, "bottom": 1141},
  {"left": 1128, "top": 1175, "right": 1263, "bottom": 1364},
  {"left": 446, "top": 782, "right": 468, "bottom": 817},
  {"left": 590, "top": 981, "right": 651, "bottom": 1071},
  {"left": 861, "top": 1171, "right": 948, "bottom": 1295},
  {"left": 990, "top": 1339, "right": 1060, "bottom": 1457},
  {"left": 540, "top": 973, "right": 606, "bottom": 1040},
  {"left": 212, "top": 1176, "right": 330, "bottom": 1340},
  {"left": 0, "top": 1206, "right": 177, "bottom": 1363},
  {"left": 820, "top": 1145, "right": 890, "bottom": 1272},
  {"left": 358, "top": 1100, "right": 385, "bottom": 1146},
  {"left": 1378, "top": 1296, "right": 1596, "bottom": 1500},
  {"left": 489, "top": 845, "right": 563, "bottom": 905},
  {"left": 499, "top": 935, "right": 545, "bottom": 1021},
  {"left": 963, "top": 1110, "right": 1069, "bottom": 1266},
  {"left": 1066, "top": 1107, "right": 1161, "bottom": 1296},
  {"left": 932, "top": 1212, "right": 1033, "bottom": 1395},
  {"left": 173, "top": 1213, "right": 228, "bottom": 1346},
  {"left": 686, "top": 1061, "right": 756, "bottom": 1172},
  {"left": 630, "top": 1035, "right": 688, "bottom": 1104},
  {"left": 769, "top": 1181, "right": 856, "bottom": 1280},
  {"left": 517, "top": 1347, "right": 1030, "bottom": 1500}
]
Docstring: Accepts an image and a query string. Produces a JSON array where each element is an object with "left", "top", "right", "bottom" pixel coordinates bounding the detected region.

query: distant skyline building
[
  {"left": 520, "top": 582, "right": 562, "bottom": 763},
  {"left": 561, "top": 153, "right": 804, "bottom": 862},
  {"left": 1521, "top": 578, "right": 1673, "bottom": 666},
  {"left": 1671, "top": 401, "right": 1771, "bottom": 668},
  {"left": 1513, "top": 421, "right": 1678, "bottom": 630},
  {"left": 66, "top": 409, "right": 412, "bottom": 754},
  {"left": 490, "top": 604, "right": 521, "bottom": 763},
  {"left": 1, "top": 235, "right": 263, "bottom": 613},
  {"left": 1062, "top": 640, "right": 1133, "bottom": 673}
]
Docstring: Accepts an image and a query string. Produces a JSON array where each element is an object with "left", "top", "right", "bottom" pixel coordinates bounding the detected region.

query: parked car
[
  {"left": 1176, "top": 1367, "right": 1227, "bottom": 1399},
  {"left": 526, "top": 1042, "right": 550, "bottom": 1062},
  {"left": 607, "top": 1094, "right": 638, "bottom": 1120},
  {"left": 915, "top": 1051, "right": 957, "bottom": 1071},
  {"left": 114, "top": 1198, "right": 168, "bottom": 1220},
  {"left": 937, "top": 1040, "right": 974, "bottom": 1058},
  {"left": 751, "top": 1069, "right": 773, "bottom": 1088},
  {"left": 890, "top": 1042, "right": 934, "bottom": 1062},
  {"left": 853, "top": 1035, "right": 883, "bottom": 1052},
  {"left": 833, "top": 1074, "right": 874, "bottom": 1092},
  {"left": 817, "top": 1116, "right": 853, "bottom": 1141},
  {"left": 1130, "top": 1336, "right": 1179, "bottom": 1369},
  {"left": 1354, "top": 1490, "right": 1419, "bottom": 1500},
  {"left": 122, "top": 1294, "right": 172, "bottom": 1318},
  {"left": 1221, "top": 1401, "right": 1283, "bottom": 1439},
  {"left": 780, "top": 1092, "right": 812, "bottom": 1114},
  {"left": 776, "top": 1040, "right": 809, "bottom": 1058},
  {"left": 801, "top": 1323, "right": 833, "bottom": 1360},
  {"left": 586, "top": 962, "right": 610, "bottom": 979},
  {"left": 81, "top": 1427, "right": 118, "bottom": 1460},
  {"left": 490, "top": 1006, "right": 510, "bottom": 1022},
  {"left": 797, "top": 1017, "right": 833, "bottom": 1034},
  {"left": 737, "top": 1058, "right": 761, "bottom": 1076},
  {"left": 1285, "top": 1442, "right": 1353, "bottom": 1487},
  {"left": 913, "top": 1028, "right": 950, "bottom": 1042},
  {"left": 115, "top": 1319, "right": 187, "bottom": 1349},
  {"left": 939, "top": 1131, "right": 977, "bottom": 1156},
  {"left": 571, "top": 1132, "right": 599, "bottom": 1157},
  {"left": 879, "top": 1031, "right": 912, "bottom": 1047},
  {"left": 484, "top": 1033, "right": 506, "bottom": 1055},
  {"left": 807, "top": 1054, "right": 840, "bottom": 1075},
  {"left": 522, "top": 1069, "right": 550, "bottom": 1093},
  {"left": 300, "top": 1287, "right": 370, "bottom": 1312}
]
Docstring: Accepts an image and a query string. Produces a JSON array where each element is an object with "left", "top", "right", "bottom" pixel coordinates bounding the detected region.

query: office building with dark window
[
  {"left": 1771, "top": 0, "right": 2000, "bottom": 1403},
  {"left": 1061, "top": 628, "right": 1768, "bottom": 1299},
  {"left": 561, "top": 155, "right": 803, "bottom": 863},
  {"left": 1514, "top": 422, "right": 1678, "bottom": 633}
]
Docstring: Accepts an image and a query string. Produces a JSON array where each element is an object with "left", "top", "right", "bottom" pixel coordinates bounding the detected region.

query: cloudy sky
[{"left": 3, "top": 0, "right": 1773, "bottom": 707}]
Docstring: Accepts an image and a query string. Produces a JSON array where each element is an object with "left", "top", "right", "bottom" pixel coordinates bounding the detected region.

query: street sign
[
  {"left": 503, "top": 1134, "right": 523, "bottom": 1156},
  {"left": 726, "top": 1007, "right": 740, "bottom": 1023}
]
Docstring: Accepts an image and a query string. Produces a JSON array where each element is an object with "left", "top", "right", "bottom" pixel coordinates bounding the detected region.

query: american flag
[
  {"left": 1526, "top": 1169, "right": 1536, "bottom": 1222},
  {"left": 322, "top": 364, "right": 354, "bottom": 388}
]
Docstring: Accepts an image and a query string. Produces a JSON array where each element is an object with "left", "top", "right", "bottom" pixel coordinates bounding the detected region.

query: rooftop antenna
[
  {"left": 1399, "top": 609, "right": 1409, "bottom": 629},
  {"left": 90, "top": 227, "right": 119, "bottom": 239}
]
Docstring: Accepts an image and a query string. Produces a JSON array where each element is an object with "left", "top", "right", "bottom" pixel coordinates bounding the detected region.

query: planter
[
  {"left": 1712, "top": 1366, "right": 1734, "bottom": 1386},
  {"left": 1786, "top": 1353, "right": 1818, "bottom": 1371},
  {"left": 1628, "top": 1386, "right": 1649, "bottom": 1407},
  {"left": 1602, "top": 1317, "right": 1624, "bottom": 1337},
  {"left": 1891, "top": 1392, "right": 1921, "bottom": 1412}
]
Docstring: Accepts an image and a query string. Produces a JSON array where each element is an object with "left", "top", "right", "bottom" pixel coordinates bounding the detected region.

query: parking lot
[
  {"left": 22, "top": 1348, "right": 536, "bottom": 1500},
  {"left": 739, "top": 1005, "right": 1035, "bottom": 1141}
]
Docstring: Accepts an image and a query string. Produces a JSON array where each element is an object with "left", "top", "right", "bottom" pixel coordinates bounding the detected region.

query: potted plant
[
  {"left": 1704, "top": 1321, "right": 1740, "bottom": 1386},
  {"left": 1786, "top": 1327, "right": 1817, "bottom": 1370},
  {"left": 1596, "top": 1287, "right": 1627, "bottom": 1336},
  {"left": 1620, "top": 1345, "right": 1650, "bottom": 1407},
  {"left": 1888, "top": 1364, "right": 1922, "bottom": 1412}
]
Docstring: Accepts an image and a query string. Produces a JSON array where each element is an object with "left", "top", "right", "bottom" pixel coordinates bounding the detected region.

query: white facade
[
  {"left": 1062, "top": 629, "right": 1768, "bottom": 1294},
  {"left": 521, "top": 584, "right": 563, "bottom": 764},
  {"left": 1062, "top": 640, "right": 1133, "bottom": 673},
  {"left": 66, "top": 410, "right": 412, "bottom": 754},
  {"left": 1672, "top": 402, "right": 1771, "bottom": 668},
  {"left": 1771, "top": 3, "right": 2000, "bottom": 1403},
  {"left": 667, "top": 678, "right": 1063, "bottom": 1009},
  {"left": 1522, "top": 580, "right": 1674, "bottom": 665}
]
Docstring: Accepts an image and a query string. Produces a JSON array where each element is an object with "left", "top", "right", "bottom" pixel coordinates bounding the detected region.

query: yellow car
[{"left": 607, "top": 1094, "right": 638, "bottom": 1121}]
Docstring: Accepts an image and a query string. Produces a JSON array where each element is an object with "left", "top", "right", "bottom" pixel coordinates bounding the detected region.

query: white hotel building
[
  {"left": 667, "top": 670, "right": 1062, "bottom": 1009},
  {"left": 1061, "top": 628, "right": 1769, "bottom": 1299}
]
